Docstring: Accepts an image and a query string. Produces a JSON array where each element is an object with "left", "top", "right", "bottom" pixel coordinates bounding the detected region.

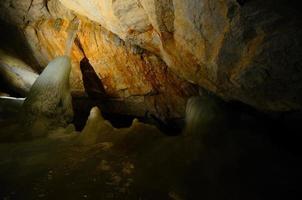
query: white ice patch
[{"left": 21, "top": 56, "right": 74, "bottom": 137}]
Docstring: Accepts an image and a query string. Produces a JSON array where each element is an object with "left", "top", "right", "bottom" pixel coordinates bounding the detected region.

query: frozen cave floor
[{"left": 0, "top": 107, "right": 301, "bottom": 200}]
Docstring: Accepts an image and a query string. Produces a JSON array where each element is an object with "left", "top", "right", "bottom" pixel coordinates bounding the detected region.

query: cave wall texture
[{"left": 1, "top": 0, "right": 302, "bottom": 118}]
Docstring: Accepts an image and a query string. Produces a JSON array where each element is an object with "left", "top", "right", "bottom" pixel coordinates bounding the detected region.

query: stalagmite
[
  {"left": 79, "top": 106, "right": 114, "bottom": 145},
  {"left": 184, "top": 95, "right": 227, "bottom": 136},
  {"left": 20, "top": 18, "right": 81, "bottom": 137}
]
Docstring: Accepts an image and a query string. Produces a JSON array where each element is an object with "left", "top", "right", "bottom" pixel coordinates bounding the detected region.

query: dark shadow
[
  {"left": 80, "top": 57, "right": 107, "bottom": 99},
  {"left": 142, "top": 113, "right": 184, "bottom": 136},
  {"left": 72, "top": 97, "right": 136, "bottom": 131},
  {"left": 0, "top": 78, "right": 22, "bottom": 97},
  {"left": 237, "top": 0, "right": 248, "bottom": 6},
  {"left": 0, "top": 19, "right": 41, "bottom": 72}
]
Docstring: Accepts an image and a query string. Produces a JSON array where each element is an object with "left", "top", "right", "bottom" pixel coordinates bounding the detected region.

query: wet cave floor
[{"left": 0, "top": 98, "right": 301, "bottom": 200}]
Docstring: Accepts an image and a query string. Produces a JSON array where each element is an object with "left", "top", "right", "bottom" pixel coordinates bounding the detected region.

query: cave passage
[{"left": 0, "top": 0, "right": 302, "bottom": 199}]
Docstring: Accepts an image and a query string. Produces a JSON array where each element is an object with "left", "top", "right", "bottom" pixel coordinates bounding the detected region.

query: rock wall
[
  {"left": 1, "top": 0, "right": 302, "bottom": 116},
  {"left": 0, "top": 0, "right": 197, "bottom": 119},
  {"left": 0, "top": 50, "right": 38, "bottom": 96}
]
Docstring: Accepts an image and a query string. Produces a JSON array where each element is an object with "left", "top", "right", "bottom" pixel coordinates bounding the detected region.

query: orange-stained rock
[
  {"left": 24, "top": 19, "right": 85, "bottom": 94},
  {"left": 21, "top": 16, "right": 197, "bottom": 118}
]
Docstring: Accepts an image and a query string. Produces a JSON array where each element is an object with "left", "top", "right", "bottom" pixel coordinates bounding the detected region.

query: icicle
[{"left": 64, "top": 18, "right": 81, "bottom": 57}]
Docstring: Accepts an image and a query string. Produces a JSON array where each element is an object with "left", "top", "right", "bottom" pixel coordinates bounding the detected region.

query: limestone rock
[
  {"left": 0, "top": 0, "right": 74, "bottom": 26},
  {"left": 0, "top": 49, "right": 38, "bottom": 96},
  {"left": 1, "top": 0, "right": 302, "bottom": 114},
  {"left": 22, "top": 16, "right": 196, "bottom": 118},
  {"left": 58, "top": 0, "right": 302, "bottom": 111}
]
